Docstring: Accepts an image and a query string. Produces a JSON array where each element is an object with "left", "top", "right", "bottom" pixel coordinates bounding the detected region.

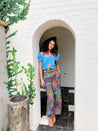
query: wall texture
[
  {"left": 0, "top": 23, "right": 9, "bottom": 130},
  {"left": 7, "top": 0, "right": 98, "bottom": 131}
]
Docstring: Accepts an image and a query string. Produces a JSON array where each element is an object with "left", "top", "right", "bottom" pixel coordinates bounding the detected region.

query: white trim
[
  {"left": 69, "top": 89, "right": 75, "bottom": 93},
  {"left": 68, "top": 105, "right": 74, "bottom": 112},
  {"left": 40, "top": 88, "right": 46, "bottom": 92},
  {"left": 39, "top": 115, "right": 48, "bottom": 125}
]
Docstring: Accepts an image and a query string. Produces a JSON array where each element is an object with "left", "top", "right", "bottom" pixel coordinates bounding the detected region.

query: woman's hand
[
  {"left": 41, "top": 79, "right": 45, "bottom": 88},
  {"left": 38, "top": 61, "right": 45, "bottom": 88},
  {"left": 55, "top": 61, "right": 60, "bottom": 74},
  {"left": 58, "top": 70, "right": 60, "bottom": 73}
]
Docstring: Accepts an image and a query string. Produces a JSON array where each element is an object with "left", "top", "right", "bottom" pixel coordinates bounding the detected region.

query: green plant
[
  {"left": 0, "top": 0, "right": 31, "bottom": 33},
  {"left": 1, "top": 0, "right": 36, "bottom": 104},
  {"left": 5, "top": 31, "right": 22, "bottom": 97},
  {"left": 21, "top": 63, "right": 36, "bottom": 105},
  {"left": 0, "top": 0, "right": 31, "bottom": 25},
  {"left": 5, "top": 31, "right": 36, "bottom": 104}
]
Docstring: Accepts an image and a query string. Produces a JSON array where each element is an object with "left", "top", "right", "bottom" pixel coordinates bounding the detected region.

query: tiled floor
[{"left": 37, "top": 113, "right": 74, "bottom": 131}]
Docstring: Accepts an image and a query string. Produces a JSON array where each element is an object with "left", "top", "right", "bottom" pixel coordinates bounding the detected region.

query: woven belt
[{"left": 43, "top": 68, "right": 57, "bottom": 72}]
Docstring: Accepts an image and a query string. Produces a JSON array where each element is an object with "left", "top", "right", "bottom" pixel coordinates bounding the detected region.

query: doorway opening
[{"left": 38, "top": 26, "right": 75, "bottom": 130}]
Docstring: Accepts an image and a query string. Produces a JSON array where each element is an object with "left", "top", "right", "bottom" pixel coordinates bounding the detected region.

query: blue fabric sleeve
[
  {"left": 55, "top": 52, "right": 60, "bottom": 61},
  {"left": 38, "top": 52, "right": 43, "bottom": 61}
]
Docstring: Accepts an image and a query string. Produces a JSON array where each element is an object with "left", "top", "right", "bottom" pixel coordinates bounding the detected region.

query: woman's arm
[
  {"left": 38, "top": 61, "right": 45, "bottom": 87},
  {"left": 38, "top": 61, "right": 43, "bottom": 81},
  {"left": 55, "top": 61, "right": 60, "bottom": 73}
]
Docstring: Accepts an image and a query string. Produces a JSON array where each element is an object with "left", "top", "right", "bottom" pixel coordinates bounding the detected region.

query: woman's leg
[
  {"left": 45, "top": 80, "right": 54, "bottom": 118},
  {"left": 52, "top": 71, "right": 62, "bottom": 117},
  {"left": 43, "top": 72, "right": 54, "bottom": 127}
]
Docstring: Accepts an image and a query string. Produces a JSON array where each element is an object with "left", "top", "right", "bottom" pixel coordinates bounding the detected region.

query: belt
[{"left": 43, "top": 68, "right": 57, "bottom": 72}]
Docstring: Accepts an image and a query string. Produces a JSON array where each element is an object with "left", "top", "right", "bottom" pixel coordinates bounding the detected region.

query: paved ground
[{"left": 37, "top": 113, "right": 74, "bottom": 131}]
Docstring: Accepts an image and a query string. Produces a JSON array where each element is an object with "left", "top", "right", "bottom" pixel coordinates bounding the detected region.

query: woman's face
[{"left": 48, "top": 40, "right": 55, "bottom": 51}]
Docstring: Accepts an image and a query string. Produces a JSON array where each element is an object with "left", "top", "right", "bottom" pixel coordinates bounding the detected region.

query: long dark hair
[{"left": 40, "top": 36, "right": 58, "bottom": 56}]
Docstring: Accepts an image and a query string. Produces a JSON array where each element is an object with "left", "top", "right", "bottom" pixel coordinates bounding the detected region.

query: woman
[{"left": 37, "top": 37, "right": 62, "bottom": 127}]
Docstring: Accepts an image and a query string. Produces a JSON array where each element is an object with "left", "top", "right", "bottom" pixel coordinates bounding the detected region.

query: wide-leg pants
[{"left": 42, "top": 69, "right": 62, "bottom": 118}]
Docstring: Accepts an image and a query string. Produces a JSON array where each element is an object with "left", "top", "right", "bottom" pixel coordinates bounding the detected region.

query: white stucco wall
[
  {"left": 0, "top": 25, "right": 9, "bottom": 130},
  {"left": 7, "top": 0, "right": 98, "bottom": 131}
]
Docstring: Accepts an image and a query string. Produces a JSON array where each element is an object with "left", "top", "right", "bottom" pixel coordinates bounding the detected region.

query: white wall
[
  {"left": 40, "top": 27, "right": 75, "bottom": 87},
  {"left": 75, "top": 1, "right": 98, "bottom": 130},
  {"left": 7, "top": 0, "right": 98, "bottom": 131},
  {"left": 0, "top": 25, "right": 9, "bottom": 131}
]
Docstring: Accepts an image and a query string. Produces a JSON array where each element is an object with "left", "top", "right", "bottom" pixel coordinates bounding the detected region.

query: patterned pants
[{"left": 42, "top": 69, "right": 62, "bottom": 118}]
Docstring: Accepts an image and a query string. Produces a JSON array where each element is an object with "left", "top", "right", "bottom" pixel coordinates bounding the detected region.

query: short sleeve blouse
[
  {"left": 55, "top": 52, "right": 60, "bottom": 61},
  {"left": 37, "top": 52, "right": 60, "bottom": 70},
  {"left": 38, "top": 52, "right": 43, "bottom": 61}
]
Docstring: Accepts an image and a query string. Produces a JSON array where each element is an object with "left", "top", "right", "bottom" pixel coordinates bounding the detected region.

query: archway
[
  {"left": 31, "top": 19, "right": 76, "bottom": 130},
  {"left": 39, "top": 26, "right": 75, "bottom": 129}
]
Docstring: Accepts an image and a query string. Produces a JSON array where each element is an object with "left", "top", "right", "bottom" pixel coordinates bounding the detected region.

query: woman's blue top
[{"left": 37, "top": 52, "right": 60, "bottom": 70}]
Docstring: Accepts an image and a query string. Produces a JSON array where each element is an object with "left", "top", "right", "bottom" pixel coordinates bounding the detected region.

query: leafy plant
[
  {"left": 21, "top": 63, "right": 36, "bottom": 105},
  {"left": 0, "top": 0, "right": 31, "bottom": 26},
  {"left": 4, "top": 31, "right": 36, "bottom": 104},
  {"left": 4, "top": 31, "right": 21, "bottom": 97},
  {"left": 1, "top": 0, "right": 36, "bottom": 104}
]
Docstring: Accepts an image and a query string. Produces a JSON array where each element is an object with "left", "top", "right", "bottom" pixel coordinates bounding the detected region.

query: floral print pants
[{"left": 42, "top": 69, "right": 62, "bottom": 118}]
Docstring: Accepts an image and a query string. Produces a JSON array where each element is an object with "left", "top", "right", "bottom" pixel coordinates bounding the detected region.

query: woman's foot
[
  {"left": 52, "top": 114, "right": 56, "bottom": 123},
  {"left": 48, "top": 118, "right": 54, "bottom": 127}
]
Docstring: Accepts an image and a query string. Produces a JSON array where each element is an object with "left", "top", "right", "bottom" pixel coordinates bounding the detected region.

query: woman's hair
[{"left": 40, "top": 36, "right": 58, "bottom": 55}]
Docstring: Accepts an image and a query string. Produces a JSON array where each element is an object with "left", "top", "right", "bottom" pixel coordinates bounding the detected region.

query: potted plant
[
  {"left": 5, "top": 41, "right": 36, "bottom": 130},
  {"left": 4, "top": 30, "right": 36, "bottom": 131}
]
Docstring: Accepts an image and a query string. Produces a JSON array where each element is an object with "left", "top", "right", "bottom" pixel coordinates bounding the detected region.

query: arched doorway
[
  {"left": 39, "top": 26, "right": 75, "bottom": 130},
  {"left": 31, "top": 19, "right": 76, "bottom": 130}
]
